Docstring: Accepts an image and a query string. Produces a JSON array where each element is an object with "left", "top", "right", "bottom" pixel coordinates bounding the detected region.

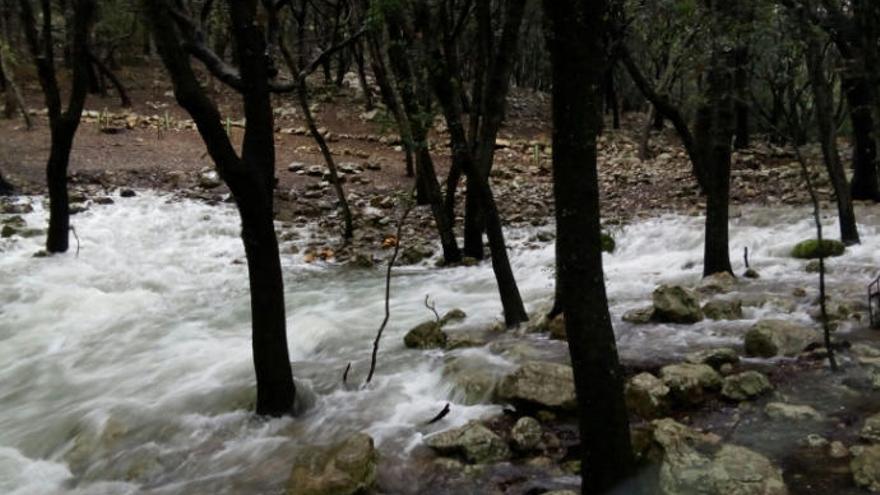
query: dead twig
[
  {"left": 424, "top": 294, "right": 440, "bottom": 323},
  {"left": 70, "top": 226, "right": 81, "bottom": 257},
  {"left": 425, "top": 403, "right": 451, "bottom": 425}
]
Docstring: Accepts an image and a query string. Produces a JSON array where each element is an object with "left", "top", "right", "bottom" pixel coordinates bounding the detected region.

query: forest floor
[{"left": 3, "top": 67, "right": 880, "bottom": 494}]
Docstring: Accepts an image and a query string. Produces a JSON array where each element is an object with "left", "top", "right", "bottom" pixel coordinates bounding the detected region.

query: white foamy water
[{"left": 1, "top": 193, "right": 879, "bottom": 494}]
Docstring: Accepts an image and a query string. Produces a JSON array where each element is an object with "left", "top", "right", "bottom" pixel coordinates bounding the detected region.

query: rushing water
[{"left": 1, "top": 193, "right": 880, "bottom": 494}]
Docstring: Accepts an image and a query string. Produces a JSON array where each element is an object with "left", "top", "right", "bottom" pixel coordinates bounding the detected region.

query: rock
[
  {"left": 400, "top": 245, "right": 433, "bottom": 265},
  {"left": 119, "top": 189, "right": 136, "bottom": 198},
  {"left": 622, "top": 306, "right": 655, "bottom": 324},
  {"left": 721, "top": 371, "right": 773, "bottom": 401},
  {"left": 625, "top": 372, "right": 670, "bottom": 418},
  {"left": 791, "top": 239, "right": 845, "bottom": 259},
  {"left": 498, "top": 361, "right": 577, "bottom": 410},
  {"left": 546, "top": 314, "right": 566, "bottom": 340},
  {"left": 510, "top": 416, "right": 543, "bottom": 451},
  {"left": 286, "top": 433, "right": 377, "bottom": 495},
  {"left": 347, "top": 252, "right": 374, "bottom": 269},
  {"left": 743, "top": 268, "right": 760, "bottom": 279},
  {"left": 198, "top": 169, "right": 222, "bottom": 189},
  {"left": 601, "top": 232, "right": 616, "bottom": 254},
  {"left": 652, "top": 419, "right": 787, "bottom": 495},
  {"left": 424, "top": 421, "right": 511, "bottom": 464},
  {"left": 805, "top": 434, "right": 828, "bottom": 448},
  {"left": 306, "top": 165, "right": 325, "bottom": 177},
  {"left": 440, "top": 308, "right": 467, "bottom": 326},
  {"left": 805, "top": 260, "right": 832, "bottom": 274},
  {"left": 653, "top": 285, "right": 703, "bottom": 323},
  {"left": 744, "top": 319, "right": 818, "bottom": 358},
  {"left": 829, "top": 441, "right": 849, "bottom": 459},
  {"left": 852, "top": 445, "right": 880, "bottom": 492},
  {"left": 403, "top": 321, "right": 447, "bottom": 349},
  {"left": 862, "top": 413, "right": 880, "bottom": 443},
  {"left": 699, "top": 272, "right": 738, "bottom": 294},
  {"left": 287, "top": 161, "right": 307, "bottom": 172},
  {"left": 444, "top": 331, "right": 487, "bottom": 350},
  {"left": 765, "top": 402, "right": 823, "bottom": 421},
  {"left": 660, "top": 363, "right": 722, "bottom": 405},
  {"left": 685, "top": 348, "right": 739, "bottom": 369},
  {"left": 1, "top": 224, "right": 14, "bottom": 238},
  {"left": 702, "top": 298, "right": 744, "bottom": 320},
  {"left": 443, "top": 357, "right": 502, "bottom": 404}
]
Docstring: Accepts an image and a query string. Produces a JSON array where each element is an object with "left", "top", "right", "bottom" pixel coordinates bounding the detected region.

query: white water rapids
[{"left": 1, "top": 193, "right": 879, "bottom": 494}]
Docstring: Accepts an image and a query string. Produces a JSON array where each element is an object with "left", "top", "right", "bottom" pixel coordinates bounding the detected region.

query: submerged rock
[
  {"left": 424, "top": 421, "right": 510, "bottom": 464},
  {"left": 625, "top": 372, "right": 670, "bottom": 418},
  {"left": 702, "top": 298, "right": 743, "bottom": 321},
  {"left": 287, "top": 433, "right": 377, "bottom": 495},
  {"left": 651, "top": 418, "right": 788, "bottom": 495},
  {"left": 744, "top": 319, "right": 817, "bottom": 358},
  {"left": 653, "top": 285, "right": 703, "bottom": 324},
  {"left": 498, "top": 361, "right": 576, "bottom": 410},
  {"left": 440, "top": 308, "right": 467, "bottom": 326},
  {"left": 791, "top": 239, "right": 845, "bottom": 259},
  {"left": 852, "top": 445, "right": 880, "bottom": 492},
  {"left": 721, "top": 371, "right": 773, "bottom": 401},
  {"left": 403, "top": 321, "right": 447, "bottom": 349},
  {"left": 660, "top": 363, "right": 722, "bottom": 405},
  {"left": 443, "top": 356, "right": 503, "bottom": 404},
  {"left": 765, "top": 402, "right": 823, "bottom": 422}
]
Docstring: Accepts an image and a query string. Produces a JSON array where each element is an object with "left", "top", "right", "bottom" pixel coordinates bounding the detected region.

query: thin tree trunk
[{"left": 88, "top": 50, "right": 132, "bottom": 107}]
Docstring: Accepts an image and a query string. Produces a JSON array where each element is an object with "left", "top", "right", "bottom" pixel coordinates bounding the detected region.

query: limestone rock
[
  {"left": 653, "top": 285, "right": 703, "bottom": 323},
  {"left": 744, "top": 319, "right": 817, "bottom": 358},
  {"left": 498, "top": 361, "right": 576, "bottom": 410},
  {"left": 699, "top": 272, "right": 738, "bottom": 295},
  {"left": 660, "top": 363, "right": 722, "bottom": 405},
  {"left": 403, "top": 321, "right": 447, "bottom": 349},
  {"left": 852, "top": 445, "right": 880, "bottom": 492},
  {"left": 764, "top": 402, "right": 823, "bottom": 421},
  {"left": 424, "top": 421, "right": 510, "bottom": 464},
  {"left": 702, "top": 298, "right": 744, "bottom": 321},
  {"left": 862, "top": 413, "right": 880, "bottom": 443},
  {"left": 287, "top": 433, "right": 378, "bottom": 495},
  {"left": 623, "top": 306, "right": 655, "bottom": 324},
  {"left": 625, "top": 372, "right": 670, "bottom": 418},
  {"left": 510, "top": 416, "right": 543, "bottom": 451},
  {"left": 721, "top": 371, "right": 773, "bottom": 401},
  {"left": 685, "top": 348, "right": 739, "bottom": 370}
]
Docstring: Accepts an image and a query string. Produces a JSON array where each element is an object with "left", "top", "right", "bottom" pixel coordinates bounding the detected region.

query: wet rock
[
  {"left": 0, "top": 200, "right": 33, "bottom": 214},
  {"left": 625, "top": 372, "right": 670, "bottom": 418},
  {"left": 399, "top": 245, "right": 433, "bottom": 265},
  {"left": 347, "top": 252, "right": 374, "bottom": 269},
  {"left": 403, "top": 321, "right": 447, "bottom": 349},
  {"left": 198, "top": 168, "right": 222, "bottom": 189},
  {"left": 444, "top": 332, "right": 487, "bottom": 350},
  {"left": 685, "top": 348, "right": 739, "bottom": 369},
  {"left": 510, "top": 416, "right": 543, "bottom": 451},
  {"left": 702, "top": 298, "right": 743, "bottom": 320},
  {"left": 804, "top": 434, "right": 828, "bottom": 448},
  {"left": 287, "top": 433, "right": 378, "bottom": 495},
  {"left": 805, "top": 259, "right": 832, "bottom": 274},
  {"left": 791, "top": 239, "right": 845, "bottom": 259},
  {"left": 852, "top": 445, "right": 880, "bottom": 492},
  {"left": 699, "top": 272, "right": 738, "bottom": 294},
  {"left": 424, "top": 421, "right": 511, "bottom": 464},
  {"left": 861, "top": 413, "right": 880, "bottom": 443},
  {"left": 440, "top": 308, "right": 467, "bottom": 326},
  {"left": 546, "top": 314, "right": 566, "bottom": 340},
  {"left": 653, "top": 285, "right": 703, "bottom": 323},
  {"left": 622, "top": 306, "right": 655, "bottom": 324},
  {"left": 601, "top": 232, "right": 616, "bottom": 254},
  {"left": 498, "top": 361, "right": 576, "bottom": 410},
  {"left": 652, "top": 418, "right": 787, "bottom": 495},
  {"left": 829, "top": 441, "right": 849, "bottom": 459},
  {"left": 443, "top": 356, "right": 502, "bottom": 404},
  {"left": 660, "top": 363, "right": 722, "bottom": 405},
  {"left": 119, "top": 189, "right": 136, "bottom": 198},
  {"left": 765, "top": 402, "right": 823, "bottom": 421},
  {"left": 721, "top": 371, "right": 772, "bottom": 401},
  {"left": 743, "top": 268, "right": 760, "bottom": 279},
  {"left": 744, "top": 319, "right": 818, "bottom": 358}
]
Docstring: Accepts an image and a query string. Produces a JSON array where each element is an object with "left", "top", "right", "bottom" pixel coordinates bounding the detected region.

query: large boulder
[
  {"left": 287, "top": 433, "right": 378, "bottom": 495},
  {"left": 853, "top": 445, "right": 880, "bottom": 492},
  {"left": 721, "top": 371, "right": 773, "bottom": 401},
  {"left": 424, "top": 421, "right": 511, "bottom": 464},
  {"left": 744, "top": 320, "right": 817, "bottom": 358},
  {"left": 653, "top": 285, "right": 704, "bottom": 324},
  {"left": 498, "top": 361, "right": 576, "bottom": 410},
  {"left": 625, "top": 372, "right": 671, "bottom": 418},
  {"left": 702, "top": 299, "right": 744, "bottom": 321},
  {"left": 403, "top": 321, "right": 447, "bottom": 349},
  {"left": 652, "top": 419, "right": 788, "bottom": 495},
  {"left": 660, "top": 363, "right": 722, "bottom": 405},
  {"left": 791, "top": 239, "right": 845, "bottom": 259}
]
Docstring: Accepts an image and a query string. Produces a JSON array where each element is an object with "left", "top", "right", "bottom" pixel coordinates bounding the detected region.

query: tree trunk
[
  {"left": 45, "top": 123, "right": 76, "bottom": 252},
  {"left": 543, "top": 0, "right": 638, "bottom": 492},
  {"left": 844, "top": 74, "right": 880, "bottom": 201},
  {"left": 804, "top": 31, "right": 859, "bottom": 244},
  {"left": 733, "top": 46, "right": 750, "bottom": 149}
]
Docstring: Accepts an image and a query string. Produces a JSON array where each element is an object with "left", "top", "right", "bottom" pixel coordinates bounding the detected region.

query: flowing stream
[{"left": 2, "top": 193, "right": 880, "bottom": 494}]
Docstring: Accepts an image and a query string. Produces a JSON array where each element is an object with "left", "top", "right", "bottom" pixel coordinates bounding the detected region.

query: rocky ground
[{"left": 3, "top": 69, "right": 880, "bottom": 494}]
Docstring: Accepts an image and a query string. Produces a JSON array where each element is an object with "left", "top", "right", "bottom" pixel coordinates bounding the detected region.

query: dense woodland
[{"left": 2, "top": 0, "right": 880, "bottom": 494}]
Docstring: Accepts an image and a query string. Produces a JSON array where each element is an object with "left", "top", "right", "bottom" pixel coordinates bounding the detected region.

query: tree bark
[
  {"left": 844, "top": 73, "right": 880, "bottom": 201},
  {"left": 543, "top": 0, "right": 638, "bottom": 492}
]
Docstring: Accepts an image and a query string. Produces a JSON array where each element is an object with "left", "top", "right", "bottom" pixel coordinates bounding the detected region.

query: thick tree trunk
[
  {"left": 733, "top": 46, "right": 750, "bottom": 149},
  {"left": 844, "top": 74, "right": 880, "bottom": 201},
  {"left": 45, "top": 124, "right": 76, "bottom": 252},
  {"left": 543, "top": 0, "right": 638, "bottom": 492},
  {"left": 805, "top": 33, "right": 860, "bottom": 244}
]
